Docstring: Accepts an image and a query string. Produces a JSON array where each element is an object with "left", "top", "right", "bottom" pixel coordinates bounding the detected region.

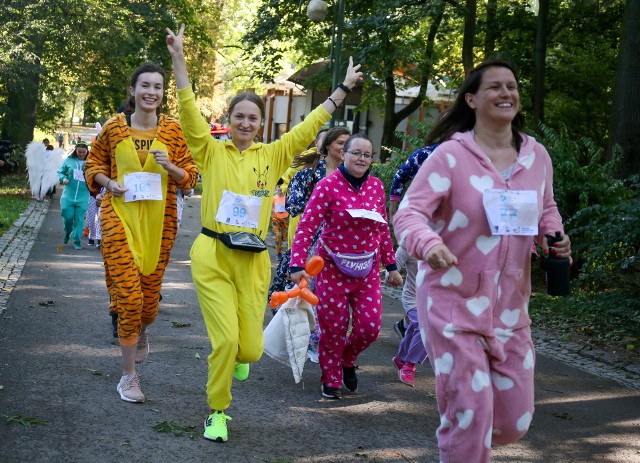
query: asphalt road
[{"left": 0, "top": 190, "right": 639, "bottom": 463}]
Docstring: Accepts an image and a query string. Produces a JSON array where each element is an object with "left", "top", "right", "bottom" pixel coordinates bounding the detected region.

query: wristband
[
  {"left": 338, "top": 83, "right": 352, "bottom": 93},
  {"left": 327, "top": 97, "right": 339, "bottom": 110},
  {"left": 107, "top": 179, "right": 112, "bottom": 190}
]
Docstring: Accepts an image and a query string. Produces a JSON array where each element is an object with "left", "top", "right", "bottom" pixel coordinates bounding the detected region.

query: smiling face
[
  {"left": 130, "top": 72, "right": 164, "bottom": 113},
  {"left": 229, "top": 100, "right": 262, "bottom": 149},
  {"left": 465, "top": 66, "right": 520, "bottom": 126},
  {"left": 75, "top": 147, "right": 88, "bottom": 160},
  {"left": 325, "top": 134, "right": 350, "bottom": 164},
  {"left": 343, "top": 138, "right": 373, "bottom": 178}
]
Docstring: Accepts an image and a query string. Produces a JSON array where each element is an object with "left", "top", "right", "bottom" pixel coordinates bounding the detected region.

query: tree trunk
[
  {"left": 379, "top": 1, "right": 446, "bottom": 162},
  {"left": 608, "top": 0, "right": 640, "bottom": 177},
  {"left": 532, "top": 0, "right": 550, "bottom": 129},
  {"left": 484, "top": 0, "right": 497, "bottom": 58},
  {"left": 1, "top": 63, "right": 40, "bottom": 148},
  {"left": 462, "top": 0, "right": 477, "bottom": 75}
]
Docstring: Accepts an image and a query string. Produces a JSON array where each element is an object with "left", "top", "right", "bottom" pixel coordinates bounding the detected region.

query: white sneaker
[
  {"left": 307, "top": 345, "right": 319, "bottom": 364},
  {"left": 117, "top": 374, "right": 145, "bottom": 403},
  {"left": 135, "top": 330, "right": 149, "bottom": 364}
]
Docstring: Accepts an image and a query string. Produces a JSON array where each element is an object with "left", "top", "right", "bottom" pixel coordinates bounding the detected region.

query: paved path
[{"left": 0, "top": 192, "right": 639, "bottom": 463}]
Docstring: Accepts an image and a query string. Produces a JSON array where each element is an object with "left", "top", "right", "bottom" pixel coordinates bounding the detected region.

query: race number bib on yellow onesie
[{"left": 215, "top": 190, "right": 262, "bottom": 229}]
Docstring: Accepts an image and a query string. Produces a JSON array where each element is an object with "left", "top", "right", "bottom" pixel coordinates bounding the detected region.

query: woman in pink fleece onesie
[
  {"left": 393, "top": 60, "right": 572, "bottom": 462},
  {"left": 290, "top": 134, "right": 403, "bottom": 400}
]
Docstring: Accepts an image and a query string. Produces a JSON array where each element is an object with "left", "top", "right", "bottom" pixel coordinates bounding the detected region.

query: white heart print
[
  {"left": 519, "top": 151, "right": 535, "bottom": 170},
  {"left": 500, "top": 309, "right": 521, "bottom": 328},
  {"left": 442, "top": 323, "right": 456, "bottom": 339},
  {"left": 523, "top": 349, "right": 534, "bottom": 369},
  {"left": 446, "top": 153, "right": 457, "bottom": 168},
  {"left": 476, "top": 235, "right": 500, "bottom": 255},
  {"left": 434, "top": 352, "right": 453, "bottom": 375},
  {"left": 428, "top": 172, "right": 451, "bottom": 192},
  {"left": 516, "top": 411, "right": 532, "bottom": 432},
  {"left": 456, "top": 409, "right": 474, "bottom": 430},
  {"left": 466, "top": 296, "right": 490, "bottom": 316},
  {"left": 441, "top": 267, "right": 463, "bottom": 287},
  {"left": 448, "top": 210, "right": 469, "bottom": 232},
  {"left": 471, "top": 370, "right": 490, "bottom": 392},
  {"left": 470, "top": 175, "right": 494, "bottom": 193},
  {"left": 491, "top": 372, "right": 514, "bottom": 390},
  {"left": 495, "top": 327, "right": 514, "bottom": 343}
]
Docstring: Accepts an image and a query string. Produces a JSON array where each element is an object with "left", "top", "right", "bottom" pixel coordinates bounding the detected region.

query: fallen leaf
[
  {"left": 195, "top": 353, "right": 201, "bottom": 359},
  {"left": 171, "top": 321, "right": 191, "bottom": 328}
]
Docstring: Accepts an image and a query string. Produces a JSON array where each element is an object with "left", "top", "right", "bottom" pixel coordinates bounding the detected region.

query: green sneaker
[
  {"left": 233, "top": 362, "right": 249, "bottom": 381},
  {"left": 203, "top": 411, "right": 232, "bottom": 442}
]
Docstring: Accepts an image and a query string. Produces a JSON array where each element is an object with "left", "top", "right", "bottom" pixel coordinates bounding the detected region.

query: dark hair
[
  {"left": 43, "top": 138, "right": 50, "bottom": 146},
  {"left": 426, "top": 58, "right": 524, "bottom": 150},
  {"left": 70, "top": 143, "right": 88, "bottom": 158},
  {"left": 276, "top": 178, "right": 284, "bottom": 186},
  {"left": 227, "top": 92, "right": 265, "bottom": 119},
  {"left": 125, "top": 63, "right": 165, "bottom": 115},
  {"left": 343, "top": 133, "right": 374, "bottom": 155},
  {"left": 45, "top": 145, "right": 54, "bottom": 151},
  {"left": 292, "top": 126, "right": 350, "bottom": 169}
]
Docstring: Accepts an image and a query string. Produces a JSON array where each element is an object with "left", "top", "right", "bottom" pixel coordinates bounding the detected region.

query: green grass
[
  {"left": 0, "top": 174, "right": 31, "bottom": 233},
  {"left": 529, "top": 287, "right": 640, "bottom": 356}
]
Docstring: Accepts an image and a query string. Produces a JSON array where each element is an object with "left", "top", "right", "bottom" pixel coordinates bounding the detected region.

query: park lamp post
[{"left": 307, "top": 0, "right": 346, "bottom": 127}]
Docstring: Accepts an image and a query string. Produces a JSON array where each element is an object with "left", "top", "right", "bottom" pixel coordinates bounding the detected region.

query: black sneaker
[
  {"left": 321, "top": 383, "right": 341, "bottom": 399},
  {"left": 393, "top": 319, "right": 406, "bottom": 339},
  {"left": 342, "top": 365, "right": 358, "bottom": 392},
  {"left": 110, "top": 312, "right": 118, "bottom": 338},
  {"left": 88, "top": 239, "right": 95, "bottom": 246}
]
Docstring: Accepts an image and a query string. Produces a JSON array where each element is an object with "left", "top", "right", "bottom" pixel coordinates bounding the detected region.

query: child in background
[
  {"left": 271, "top": 181, "right": 289, "bottom": 261},
  {"left": 391, "top": 245, "right": 428, "bottom": 387}
]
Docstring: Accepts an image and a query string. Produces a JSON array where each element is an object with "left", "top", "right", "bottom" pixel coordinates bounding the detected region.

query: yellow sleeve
[
  {"left": 177, "top": 87, "right": 218, "bottom": 172},
  {"left": 267, "top": 105, "right": 330, "bottom": 179}
]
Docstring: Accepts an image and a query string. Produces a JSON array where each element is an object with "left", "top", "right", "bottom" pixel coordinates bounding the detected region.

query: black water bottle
[{"left": 545, "top": 231, "right": 571, "bottom": 296}]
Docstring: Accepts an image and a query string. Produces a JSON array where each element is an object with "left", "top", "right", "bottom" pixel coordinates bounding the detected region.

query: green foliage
[
  {"left": 529, "top": 288, "right": 640, "bottom": 355},
  {"left": 0, "top": 174, "right": 31, "bottom": 233},
  {"left": 539, "top": 124, "right": 628, "bottom": 220},
  {"left": 2, "top": 413, "right": 48, "bottom": 427},
  {"left": 371, "top": 120, "right": 432, "bottom": 194},
  {"left": 153, "top": 420, "right": 197, "bottom": 438}
]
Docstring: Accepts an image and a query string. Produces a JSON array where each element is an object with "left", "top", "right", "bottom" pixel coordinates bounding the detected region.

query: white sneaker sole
[{"left": 116, "top": 385, "right": 145, "bottom": 403}]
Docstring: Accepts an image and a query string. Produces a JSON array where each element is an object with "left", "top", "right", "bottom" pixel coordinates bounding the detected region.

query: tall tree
[
  {"left": 532, "top": 0, "right": 550, "bottom": 126},
  {"left": 244, "top": 0, "right": 450, "bottom": 159},
  {"left": 608, "top": 0, "right": 640, "bottom": 177}
]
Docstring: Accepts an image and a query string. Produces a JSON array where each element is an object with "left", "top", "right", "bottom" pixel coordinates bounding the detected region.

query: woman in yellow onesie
[
  {"left": 166, "top": 24, "right": 362, "bottom": 443},
  {"left": 85, "top": 62, "right": 198, "bottom": 404}
]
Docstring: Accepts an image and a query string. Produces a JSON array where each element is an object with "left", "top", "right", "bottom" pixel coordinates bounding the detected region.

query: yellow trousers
[{"left": 190, "top": 233, "right": 270, "bottom": 411}]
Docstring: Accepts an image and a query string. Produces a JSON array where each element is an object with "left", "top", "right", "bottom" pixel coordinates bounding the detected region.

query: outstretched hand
[
  {"left": 343, "top": 56, "right": 363, "bottom": 89},
  {"left": 166, "top": 24, "right": 186, "bottom": 57}
]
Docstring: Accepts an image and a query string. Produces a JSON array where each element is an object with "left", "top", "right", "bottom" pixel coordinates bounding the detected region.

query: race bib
[
  {"left": 215, "top": 190, "right": 262, "bottom": 229},
  {"left": 123, "top": 172, "right": 162, "bottom": 202},
  {"left": 347, "top": 209, "right": 387, "bottom": 224},
  {"left": 73, "top": 169, "right": 85, "bottom": 182},
  {"left": 274, "top": 202, "right": 287, "bottom": 213},
  {"left": 482, "top": 189, "right": 538, "bottom": 236}
]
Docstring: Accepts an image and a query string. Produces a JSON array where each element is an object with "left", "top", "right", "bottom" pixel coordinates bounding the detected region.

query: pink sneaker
[
  {"left": 399, "top": 363, "right": 416, "bottom": 387},
  {"left": 393, "top": 356, "right": 404, "bottom": 372}
]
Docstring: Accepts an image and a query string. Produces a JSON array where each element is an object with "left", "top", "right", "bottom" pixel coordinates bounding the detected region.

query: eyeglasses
[{"left": 346, "top": 151, "right": 373, "bottom": 160}]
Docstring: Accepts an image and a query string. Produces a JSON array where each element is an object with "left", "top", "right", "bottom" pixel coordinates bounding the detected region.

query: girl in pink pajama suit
[
  {"left": 393, "top": 60, "right": 572, "bottom": 463},
  {"left": 290, "top": 134, "right": 403, "bottom": 399}
]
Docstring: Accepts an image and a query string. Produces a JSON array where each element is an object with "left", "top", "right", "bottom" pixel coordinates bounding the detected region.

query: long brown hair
[
  {"left": 291, "top": 127, "right": 350, "bottom": 169},
  {"left": 426, "top": 58, "right": 524, "bottom": 150}
]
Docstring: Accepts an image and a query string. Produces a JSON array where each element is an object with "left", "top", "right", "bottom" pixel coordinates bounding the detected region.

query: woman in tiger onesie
[{"left": 85, "top": 62, "right": 198, "bottom": 403}]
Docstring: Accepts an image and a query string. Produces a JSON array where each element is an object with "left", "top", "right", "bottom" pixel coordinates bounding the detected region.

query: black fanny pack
[{"left": 201, "top": 227, "right": 267, "bottom": 253}]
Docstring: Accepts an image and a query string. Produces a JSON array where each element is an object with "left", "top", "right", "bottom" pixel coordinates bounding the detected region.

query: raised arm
[
  {"left": 320, "top": 57, "right": 363, "bottom": 115},
  {"left": 166, "top": 24, "right": 189, "bottom": 90}
]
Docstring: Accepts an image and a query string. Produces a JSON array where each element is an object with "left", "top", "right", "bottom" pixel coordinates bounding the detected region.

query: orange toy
[{"left": 269, "top": 256, "right": 325, "bottom": 308}]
